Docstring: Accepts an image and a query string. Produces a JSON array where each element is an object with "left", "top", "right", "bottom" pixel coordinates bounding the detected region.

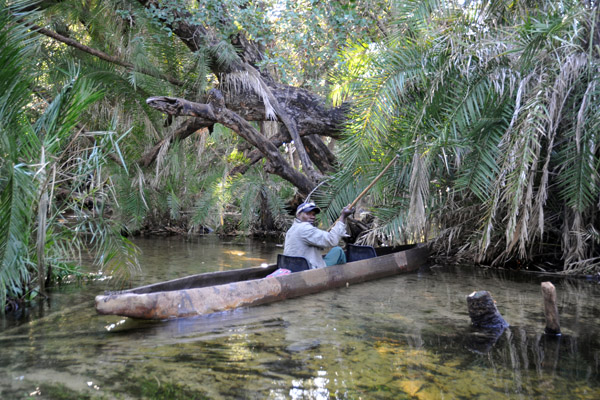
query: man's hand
[{"left": 340, "top": 205, "right": 355, "bottom": 222}]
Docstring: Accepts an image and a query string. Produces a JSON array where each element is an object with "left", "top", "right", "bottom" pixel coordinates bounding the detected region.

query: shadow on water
[{"left": 1, "top": 237, "right": 599, "bottom": 399}]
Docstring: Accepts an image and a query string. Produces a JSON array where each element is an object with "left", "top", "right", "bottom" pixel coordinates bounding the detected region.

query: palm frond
[
  {"left": 0, "top": 2, "right": 41, "bottom": 307},
  {"left": 332, "top": 0, "right": 599, "bottom": 271},
  {"left": 209, "top": 39, "right": 242, "bottom": 72},
  {"left": 190, "top": 168, "right": 228, "bottom": 230},
  {"left": 0, "top": 165, "right": 36, "bottom": 307},
  {"left": 557, "top": 80, "right": 600, "bottom": 212}
]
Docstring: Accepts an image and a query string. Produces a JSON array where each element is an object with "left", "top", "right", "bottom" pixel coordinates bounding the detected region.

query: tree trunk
[
  {"left": 541, "top": 281, "right": 561, "bottom": 336},
  {"left": 466, "top": 290, "right": 509, "bottom": 331}
]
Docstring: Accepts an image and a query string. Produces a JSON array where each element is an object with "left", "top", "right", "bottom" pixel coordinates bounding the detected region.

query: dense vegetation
[
  {"left": 327, "top": 1, "right": 600, "bottom": 273},
  {"left": 1, "top": 0, "right": 599, "bottom": 311}
]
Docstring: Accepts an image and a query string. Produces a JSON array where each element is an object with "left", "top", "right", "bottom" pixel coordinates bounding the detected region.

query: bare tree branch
[
  {"left": 146, "top": 92, "right": 315, "bottom": 194},
  {"left": 25, "top": 21, "right": 185, "bottom": 86}
]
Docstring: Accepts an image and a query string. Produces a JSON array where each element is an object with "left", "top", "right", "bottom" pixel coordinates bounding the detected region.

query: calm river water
[{"left": 1, "top": 236, "right": 599, "bottom": 399}]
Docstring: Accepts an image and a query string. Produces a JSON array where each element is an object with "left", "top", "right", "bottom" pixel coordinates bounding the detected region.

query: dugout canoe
[{"left": 95, "top": 243, "right": 428, "bottom": 320}]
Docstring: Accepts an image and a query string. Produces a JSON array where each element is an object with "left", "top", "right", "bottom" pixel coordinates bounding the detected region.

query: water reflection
[{"left": 0, "top": 237, "right": 599, "bottom": 399}]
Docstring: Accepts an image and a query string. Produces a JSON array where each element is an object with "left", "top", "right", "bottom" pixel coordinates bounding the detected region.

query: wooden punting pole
[{"left": 348, "top": 154, "right": 399, "bottom": 209}]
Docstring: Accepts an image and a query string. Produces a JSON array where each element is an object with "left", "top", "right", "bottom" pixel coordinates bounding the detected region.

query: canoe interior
[
  {"left": 374, "top": 243, "right": 416, "bottom": 256},
  {"left": 119, "top": 264, "right": 279, "bottom": 295},
  {"left": 113, "top": 243, "right": 420, "bottom": 296}
]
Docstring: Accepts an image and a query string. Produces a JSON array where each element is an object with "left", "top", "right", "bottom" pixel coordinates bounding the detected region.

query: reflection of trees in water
[
  {"left": 352, "top": 269, "right": 600, "bottom": 397},
  {"left": 488, "top": 327, "right": 598, "bottom": 378},
  {"left": 356, "top": 322, "right": 599, "bottom": 398}
]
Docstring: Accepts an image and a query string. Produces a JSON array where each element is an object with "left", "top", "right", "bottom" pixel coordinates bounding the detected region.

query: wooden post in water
[
  {"left": 541, "top": 281, "right": 561, "bottom": 336},
  {"left": 466, "top": 291, "right": 509, "bottom": 331}
]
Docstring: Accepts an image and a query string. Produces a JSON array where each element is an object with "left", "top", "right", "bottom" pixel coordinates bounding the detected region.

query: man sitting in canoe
[{"left": 283, "top": 202, "right": 354, "bottom": 269}]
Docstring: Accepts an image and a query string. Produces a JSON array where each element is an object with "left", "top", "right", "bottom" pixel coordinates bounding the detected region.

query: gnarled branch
[{"left": 146, "top": 91, "right": 315, "bottom": 194}]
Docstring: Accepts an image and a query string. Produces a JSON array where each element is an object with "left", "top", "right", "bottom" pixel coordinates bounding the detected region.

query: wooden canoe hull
[{"left": 95, "top": 244, "right": 428, "bottom": 320}]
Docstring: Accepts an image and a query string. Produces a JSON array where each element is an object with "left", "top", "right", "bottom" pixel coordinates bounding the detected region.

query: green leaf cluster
[
  {"left": 325, "top": 0, "right": 600, "bottom": 272},
  {"left": 0, "top": 3, "right": 140, "bottom": 310}
]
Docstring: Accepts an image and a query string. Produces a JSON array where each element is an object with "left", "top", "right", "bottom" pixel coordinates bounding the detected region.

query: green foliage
[
  {"left": 142, "top": 0, "right": 390, "bottom": 93},
  {"left": 257, "top": 0, "right": 389, "bottom": 91},
  {"left": 0, "top": 4, "right": 40, "bottom": 308},
  {"left": 229, "top": 167, "right": 292, "bottom": 232},
  {"left": 188, "top": 158, "right": 292, "bottom": 235},
  {"left": 0, "top": 166, "right": 36, "bottom": 306},
  {"left": 12, "top": 0, "right": 395, "bottom": 244},
  {"left": 0, "top": 4, "right": 140, "bottom": 310},
  {"left": 18, "top": 0, "right": 315, "bottom": 239},
  {"left": 108, "top": 120, "right": 292, "bottom": 235},
  {"left": 327, "top": 0, "right": 600, "bottom": 272}
]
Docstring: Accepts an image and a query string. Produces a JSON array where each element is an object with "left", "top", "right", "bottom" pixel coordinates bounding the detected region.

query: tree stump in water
[
  {"left": 466, "top": 291, "right": 509, "bottom": 331},
  {"left": 541, "top": 281, "right": 561, "bottom": 336}
]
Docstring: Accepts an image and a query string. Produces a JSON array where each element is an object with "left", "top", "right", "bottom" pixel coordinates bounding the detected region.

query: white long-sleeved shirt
[{"left": 283, "top": 219, "right": 347, "bottom": 269}]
